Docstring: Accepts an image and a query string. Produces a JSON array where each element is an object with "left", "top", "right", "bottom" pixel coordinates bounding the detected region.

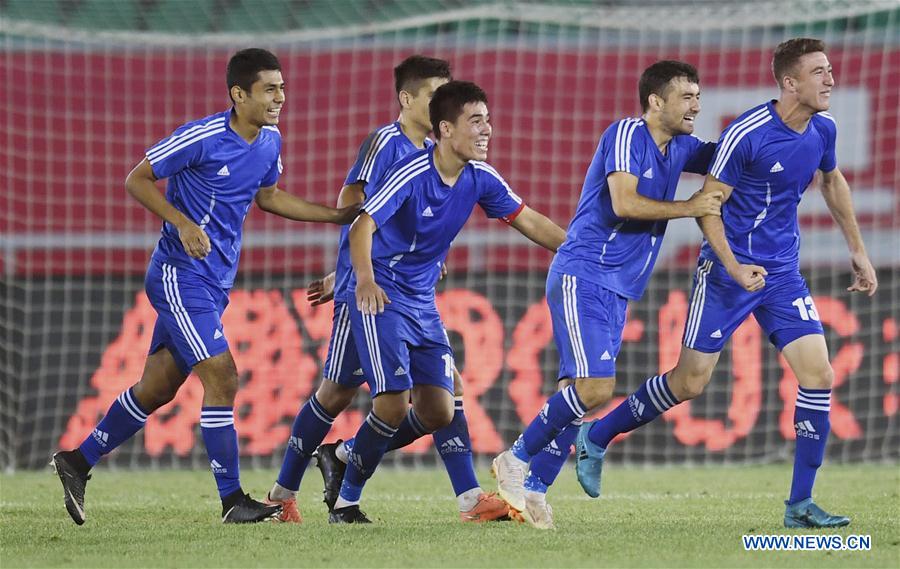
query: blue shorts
[
  {"left": 546, "top": 270, "right": 628, "bottom": 379},
  {"left": 322, "top": 301, "right": 366, "bottom": 387},
  {"left": 145, "top": 260, "right": 230, "bottom": 375},
  {"left": 348, "top": 301, "right": 454, "bottom": 396},
  {"left": 682, "top": 258, "right": 825, "bottom": 353}
]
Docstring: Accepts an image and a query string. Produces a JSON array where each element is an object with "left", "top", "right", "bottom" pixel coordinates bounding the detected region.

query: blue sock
[
  {"left": 338, "top": 412, "right": 397, "bottom": 504},
  {"left": 386, "top": 409, "right": 431, "bottom": 452},
  {"left": 433, "top": 397, "right": 479, "bottom": 496},
  {"left": 588, "top": 373, "right": 679, "bottom": 449},
  {"left": 789, "top": 388, "right": 831, "bottom": 504},
  {"left": 78, "top": 387, "right": 149, "bottom": 467},
  {"left": 525, "top": 419, "right": 580, "bottom": 493},
  {"left": 276, "top": 395, "right": 335, "bottom": 492},
  {"left": 512, "top": 385, "right": 587, "bottom": 462},
  {"left": 200, "top": 407, "right": 241, "bottom": 500}
]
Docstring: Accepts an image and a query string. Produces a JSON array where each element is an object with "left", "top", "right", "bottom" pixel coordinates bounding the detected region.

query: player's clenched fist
[
  {"left": 686, "top": 189, "right": 724, "bottom": 217},
  {"left": 176, "top": 219, "right": 211, "bottom": 259},
  {"left": 356, "top": 278, "right": 390, "bottom": 314},
  {"left": 728, "top": 263, "right": 767, "bottom": 292}
]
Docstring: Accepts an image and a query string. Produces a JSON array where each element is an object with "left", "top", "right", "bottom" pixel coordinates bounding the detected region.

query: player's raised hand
[
  {"left": 728, "top": 263, "right": 767, "bottom": 292},
  {"left": 356, "top": 279, "right": 390, "bottom": 314},
  {"left": 686, "top": 189, "right": 724, "bottom": 217},
  {"left": 176, "top": 220, "right": 211, "bottom": 259},
  {"left": 847, "top": 251, "right": 878, "bottom": 296},
  {"left": 307, "top": 272, "right": 336, "bottom": 306}
]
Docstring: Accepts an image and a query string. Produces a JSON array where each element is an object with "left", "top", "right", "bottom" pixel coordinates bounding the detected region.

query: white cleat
[
  {"left": 491, "top": 450, "right": 527, "bottom": 513},
  {"left": 522, "top": 491, "right": 555, "bottom": 530}
]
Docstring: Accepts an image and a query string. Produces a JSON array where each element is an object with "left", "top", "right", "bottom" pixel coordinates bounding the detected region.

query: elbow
[{"left": 610, "top": 200, "right": 630, "bottom": 219}]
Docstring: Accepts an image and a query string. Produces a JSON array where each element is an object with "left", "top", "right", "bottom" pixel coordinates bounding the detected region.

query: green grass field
[{"left": 1, "top": 464, "right": 897, "bottom": 568}]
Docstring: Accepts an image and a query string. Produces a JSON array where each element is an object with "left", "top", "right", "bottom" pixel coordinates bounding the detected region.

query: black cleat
[
  {"left": 328, "top": 504, "right": 372, "bottom": 524},
  {"left": 316, "top": 441, "right": 347, "bottom": 512},
  {"left": 50, "top": 450, "right": 91, "bottom": 525},
  {"left": 222, "top": 493, "right": 282, "bottom": 524}
]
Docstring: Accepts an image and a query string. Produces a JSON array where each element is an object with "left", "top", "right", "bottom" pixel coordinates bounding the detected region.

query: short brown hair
[{"left": 772, "top": 38, "right": 826, "bottom": 87}]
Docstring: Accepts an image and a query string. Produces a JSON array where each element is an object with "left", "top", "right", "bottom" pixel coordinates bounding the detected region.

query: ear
[
  {"left": 398, "top": 90, "right": 413, "bottom": 110},
  {"left": 648, "top": 92, "right": 664, "bottom": 112},
  {"left": 439, "top": 119, "right": 452, "bottom": 139},
  {"left": 230, "top": 85, "right": 245, "bottom": 104},
  {"left": 782, "top": 75, "right": 797, "bottom": 93}
]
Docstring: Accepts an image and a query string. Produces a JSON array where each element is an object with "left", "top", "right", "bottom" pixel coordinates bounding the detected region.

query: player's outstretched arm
[
  {"left": 349, "top": 213, "right": 390, "bottom": 314},
  {"left": 255, "top": 185, "right": 361, "bottom": 224},
  {"left": 819, "top": 168, "right": 878, "bottom": 296},
  {"left": 608, "top": 172, "right": 723, "bottom": 220},
  {"left": 125, "top": 158, "right": 210, "bottom": 259},
  {"left": 696, "top": 176, "right": 767, "bottom": 292},
  {"left": 508, "top": 206, "right": 567, "bottom": 252}
]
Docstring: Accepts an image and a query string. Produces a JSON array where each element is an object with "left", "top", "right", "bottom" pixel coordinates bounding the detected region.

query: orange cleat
[
  {"left": 265, "top": 493, "right": 302, "bottom": 524},
  {"left": 459, "top": 492, "right": 510, "bottom": 523}
]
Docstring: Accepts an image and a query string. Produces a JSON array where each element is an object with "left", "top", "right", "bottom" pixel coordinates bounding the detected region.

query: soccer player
[
  {"left": 329, "top": 80, "right": 567, "bottom": 523},
  {"left": 493, "top": 60, "right": 722, "bottom": 528},
  {"left": 575, "top": 38, "right": 877, "bottom": 529},
  {"left": 266, "top": 56, "right": 508, "bottom": 524},
  {"left": 50, "top": 48, "right": 358, "bottom": 525}
]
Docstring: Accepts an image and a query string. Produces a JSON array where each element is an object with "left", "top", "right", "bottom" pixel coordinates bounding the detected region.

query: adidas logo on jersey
[
  {"left": 769, "top": 161, "right": 784, "bottom": 173},
  {"left": 600, "top": 350, "right": 612, "bottom": 361},
  {"left": 794, "top": 420, "right": 820, "bottom": 440},
  {"left": 422, "top": 206, "right": 434, "bottom": 217},
  {"left": 710, "top": 329, "right": 723, "bottom": 339},
  {"left": 642, "top": 167, "right": 654, "bottom": 179},
  {"left": 439, "top": 436, "right": 468, "bottom": 454},
  {"left": 394, "top": 366, "right": 407, "bottom": 376},
  {"left": 213, "top": 328, "right": 223, "bottom": 340},
  {"left": 210, "top": 459, "right": 227, "bottom": 473},
  {"left": 217, "top": 165, "right": 230, "bottom": 176},
  {"left": 91, "top": 429, "right": 109, "bottom": 447},
  {"left": 352, "top": 368, "right": 364, "bottom": 376}
]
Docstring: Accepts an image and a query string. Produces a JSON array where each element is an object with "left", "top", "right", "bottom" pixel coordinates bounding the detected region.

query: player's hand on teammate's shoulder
[
  {"left": 847, "top": 251, "right": 878, "bottom": 297},
  {"left": 175, "top": 219, "right": 211, "bottom": 259},
  {"left": 336, "top": 203, "right": 363, "bottom": 225},
  {"left": 686, "top": 189, "right": 724, "bottom": 217},
  {"left": 307, "top": 272, "right": 336, "bottom": 306},
  {"left": 356, "top": 277, "right": 390, "bottom": 315},
  {"left": 727, "top": 263, "right": 767, "bottom": 292}
]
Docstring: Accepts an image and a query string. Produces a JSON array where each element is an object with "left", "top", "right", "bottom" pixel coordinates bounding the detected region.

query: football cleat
[
  {"left": 50, "top": 450, "right": 91, "bottom": 525},
  {"left": 521, "top": 491, "right": 555, "bottom": 530},
  {"left": 265, "top": 493, "right": 302, "bottom": 524},
  {"left": 491, "top": 450, "right": 527, "bottom": 513},
  {"left": 784, "top": 498, "right": 850, "bottom": 528},
  {"left": 222, "top": 493, "right": 282, "bottom": 524},
  {"left": 328, "top": 505, "right": 372, "bottom": 524},
  {"left": 575, "top": 421, "right": 606, "bottom": 498},
  {"left": 316, "top": 441, "right": 347, "bottom": 513},
  {"left": 459, "top": 492, "right": 510, "bottom": 523}
]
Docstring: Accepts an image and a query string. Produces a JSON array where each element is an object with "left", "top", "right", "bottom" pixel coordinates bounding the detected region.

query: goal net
[{"left": 1, "top": 0, "right": 898, "bottom": 471}]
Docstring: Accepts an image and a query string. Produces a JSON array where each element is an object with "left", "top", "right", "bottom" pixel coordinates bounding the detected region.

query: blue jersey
[
  {"left": 146, "top": 109, "right": 282, "bottom": 289},
  {"left": 350, "top": 146, "right": 524, "bottom": 308},
  {"left": 701, "top": 101, "right": 837, "bottom": 273},
  {"left": 552, "top": 118, "right": 716, "bottom": 300},
  {"left": 333, "top": 122, "right": 432, "bottom": 303}
]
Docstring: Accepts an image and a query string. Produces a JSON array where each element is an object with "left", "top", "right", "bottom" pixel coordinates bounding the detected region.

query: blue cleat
[
  {"left": 575, "top": 421, "right": 606, "bottom": 498},
  {"left": 784, "top": 498, "right": 850, "bottom": 528}
]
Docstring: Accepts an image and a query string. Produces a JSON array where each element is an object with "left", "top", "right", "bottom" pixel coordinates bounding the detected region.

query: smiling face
[
  {"left": 441, "top": 101, "right": 492, "bottom": 162},
  {"left": 784, "top": 51, "right": 834, "bottom": 112},
  {"left": 232, "top": 69, "right": 285, "bottom": 127},
  {"left": 656, "top": 76, "right": 701, "bottom": 136}
]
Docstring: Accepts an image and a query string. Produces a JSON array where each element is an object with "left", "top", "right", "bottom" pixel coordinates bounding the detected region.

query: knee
[
  {"left": 669, "top": 369, "right": 710, "bottom": 401},
  {"left": 132, "top": 380, "right": 178, "bottom": 413},
  {"left": 574, "top": 378, "right": 615, "bottom": 409},
  {"left": 315, "top": 383, "right": 356, "bottom": 416},
  {"left": 800, "top": 364, "right": 834, "bottom": 390},
  {"left": 417, "top": 404, "right": 453, "bottom": 432}
]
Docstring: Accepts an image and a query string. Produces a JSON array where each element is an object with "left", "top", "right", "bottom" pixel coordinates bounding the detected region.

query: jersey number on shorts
[{"left": 791, "top": 295, "right": 820, "bottom": 321}]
